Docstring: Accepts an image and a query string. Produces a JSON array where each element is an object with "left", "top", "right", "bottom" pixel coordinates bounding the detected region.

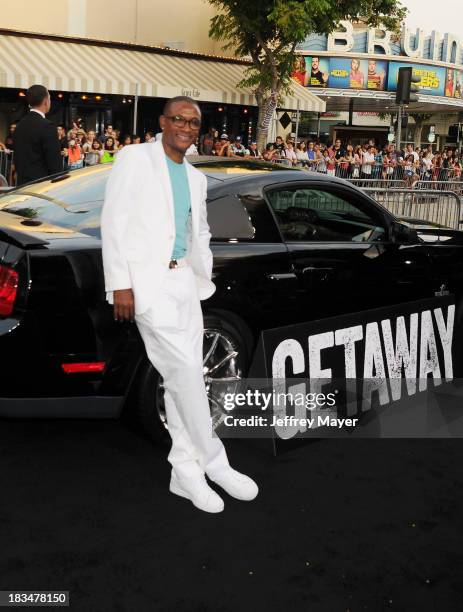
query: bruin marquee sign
[
  {"left": 324, "top": 22, "right": 463, "bottom": 66},
  {"left": 260, "top": 296, "right": 456, "bottom": 429}
]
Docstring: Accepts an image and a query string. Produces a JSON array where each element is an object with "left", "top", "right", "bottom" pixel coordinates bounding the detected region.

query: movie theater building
[{"left": 292, "top": 21, "right": 463, "bottom": 148}]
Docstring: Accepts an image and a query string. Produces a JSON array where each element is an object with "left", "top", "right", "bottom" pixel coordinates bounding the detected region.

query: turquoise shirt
[{"left": 166, "top": 156, "right": 191, "bottom": 260}]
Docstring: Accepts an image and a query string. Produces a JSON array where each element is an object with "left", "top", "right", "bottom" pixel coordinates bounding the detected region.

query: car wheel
[{"left": 131, "top": 313, "right": 252, "bottom": 443}]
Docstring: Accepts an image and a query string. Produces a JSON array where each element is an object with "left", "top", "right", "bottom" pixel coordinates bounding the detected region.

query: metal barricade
[
  {"left": 292, "top": 160, "right": 463, "bottom": 189},
  {"left": 0, "top": 150, "right": 14, "bottom": 186},
  {"left": 362, "top": 188, "right": 462, "bottom": 229},
  {"left": 348, "top": 177, "right": 463, "bottom": 194},
  {"left": 273, "top": 158, "right": 293, "bottom": 167}
]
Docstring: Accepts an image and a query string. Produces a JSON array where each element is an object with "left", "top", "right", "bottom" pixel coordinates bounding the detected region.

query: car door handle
[
  {"left": 300, "top": 266, "right": 334, "bottom": 274},
  {"left": 266, "top": 273, "right": 298, "bottom": 281},
  {"left": 297, "top": 266, "right": 334, "bottom": 283}
]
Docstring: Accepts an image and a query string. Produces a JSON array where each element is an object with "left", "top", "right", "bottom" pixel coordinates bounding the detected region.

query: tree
[
  {"left": 208, "top": 0, "right": 406, "bottom": 150},
  {"left": 409, "top": 113, "right": 433, "bottom": 148}
]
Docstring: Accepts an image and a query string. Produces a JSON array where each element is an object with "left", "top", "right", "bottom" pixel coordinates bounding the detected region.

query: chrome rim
[
  {"left": 155, "top": 326, "right": 243, "bottom": 431},
  {"left": 203, "top": 327, "right": 243, "bottom": 430}
]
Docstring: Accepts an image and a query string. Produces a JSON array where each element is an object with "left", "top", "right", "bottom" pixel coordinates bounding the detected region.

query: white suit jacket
[{"left": 100, "top": 141, "right": 216, "bottom": 315}]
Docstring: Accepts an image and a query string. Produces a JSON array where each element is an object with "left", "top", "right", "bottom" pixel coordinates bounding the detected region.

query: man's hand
[{"left": 113, "top": 288, "right": 135, "bottom": 322}]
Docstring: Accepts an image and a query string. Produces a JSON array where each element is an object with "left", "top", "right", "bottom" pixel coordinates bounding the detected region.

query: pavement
[{"left": 0, "top": 417, "right": 462, "bottom": 611}]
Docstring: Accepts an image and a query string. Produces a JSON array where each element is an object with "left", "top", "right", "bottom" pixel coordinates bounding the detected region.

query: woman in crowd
[
  {"left": 402, "top": 154, "right": 420, "bottom": 188},
  {"left": 213, "top": 134, "right": 224, "bottom": 156},
  {"left": 445, "top": 150, "right": 458, "bottom": 180},
  {"left": 119, "top": 135, "right": 132, "bottom": 149},
  {"left": 452, "top": 155, "right": 462, "bottom": 179},
  {"left": 432, "top": 153, "right": 443, "bottom": 182},
  {"left": 314, "top": 143, "right": 326, "bottom": 173},
  {"left": 81, "top": 130, "right": 97, "bottom": 154},
  {"left": 263, "top": 143, "right": 279, "bottom": 162},
  {"left": 352, "top": 145, "right": 363, "bottom": 178},
  {"left": 421, "top": 150, "right": 433, "bottom": 180},
  {"left": 382, "top": 149, "right": 396, "bottom": 180},
  {"left": 295, "top": 141, "right": 309, "bottom": 167},
  {"left": 325, "top": 144, "right": 336, "bottom": 176},
  {"left": 84, "top": 140, "right": 103, "bottom": 166},
  {"left": 100, "top": 136, "right": 118, "bottom": 164},
  {"left": 342, "top": 143, "right": 355, "bottom": 178},
  {"left": 283, "top": 140, "right": 298, "bottom": 166},
  {"left": 67, "top": 137, "right": 83, "bottom": 170}
]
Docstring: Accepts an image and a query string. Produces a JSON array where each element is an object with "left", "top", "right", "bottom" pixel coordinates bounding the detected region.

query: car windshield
[{"left": 0, "top": 166, "right": 111, "bottom": 237}]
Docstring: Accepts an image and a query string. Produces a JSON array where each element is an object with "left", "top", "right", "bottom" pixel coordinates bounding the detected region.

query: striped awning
[{"left": 0, "top": 32, "right": 325, "bottom": 113}]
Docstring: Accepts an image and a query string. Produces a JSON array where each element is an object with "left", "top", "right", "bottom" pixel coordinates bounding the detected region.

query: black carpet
[{"left": 0, "top": 418, "right": 462, "bottom": 611}]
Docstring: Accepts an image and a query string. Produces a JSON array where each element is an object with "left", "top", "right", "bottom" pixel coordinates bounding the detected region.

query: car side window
[
  {"left": 266, "top": 187, "right": 386, "bottom": 243},
  {"left": 207, "top": 196, "right": 255, "bottom": 240}
]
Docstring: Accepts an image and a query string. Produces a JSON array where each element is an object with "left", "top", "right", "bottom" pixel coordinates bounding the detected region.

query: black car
[{"left": 1, "top": 158, "right": 462, "bottom": 440}]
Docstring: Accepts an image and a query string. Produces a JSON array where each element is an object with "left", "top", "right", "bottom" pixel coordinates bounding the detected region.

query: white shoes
[
  {"left": 209, "top": 468, "right": 259, "bottom": 501},
  {"left": 170, "top": 468, "right": 259, "bottom": 512},
  {"left": 170, "top": 473, "right": 224, "bottom": 513}
]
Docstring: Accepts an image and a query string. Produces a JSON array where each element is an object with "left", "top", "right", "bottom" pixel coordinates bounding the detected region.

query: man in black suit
[{"left": 13, "top": 85, "right": 62, "bottom": 185}]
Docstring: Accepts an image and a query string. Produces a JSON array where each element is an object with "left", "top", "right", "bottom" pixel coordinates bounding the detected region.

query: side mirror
[{"left": 392, "top": 222, "right": 418, "bottom": 244}]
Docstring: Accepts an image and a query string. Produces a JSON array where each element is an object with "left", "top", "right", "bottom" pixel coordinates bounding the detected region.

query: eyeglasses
[{"left": 164, "top": 115, "right": 201, "bottom": 130}]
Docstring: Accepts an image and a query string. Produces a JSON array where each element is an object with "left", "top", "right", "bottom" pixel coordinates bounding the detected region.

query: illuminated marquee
[{"left": 292, "top": 56, "right": 462, "bottom": 99}]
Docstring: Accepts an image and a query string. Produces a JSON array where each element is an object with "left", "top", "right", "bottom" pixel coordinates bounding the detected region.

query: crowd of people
[
  {"left": 56, "top": 120, "right": 143, "bottom": 170},
  {"left": 1, "top": 115, "right": 462, "bottom": 186},
  {"left": 258, "top": 137, "right": 462, "bottom": 185}
]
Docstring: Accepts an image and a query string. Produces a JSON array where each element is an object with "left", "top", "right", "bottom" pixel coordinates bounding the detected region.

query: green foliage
[{"left": 208, "top": 0, "right": 406, "bottom": 96}]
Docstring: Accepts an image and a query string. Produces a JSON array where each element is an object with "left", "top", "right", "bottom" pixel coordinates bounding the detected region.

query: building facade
[
  {"left": 0, "top": 27, "right": 323, "bottom": 144},
  {"left": 0, "top": 0, "right": 222, "bottom": 55},
  {"left": 294, "top": 21, "right": 463, "bottom": 148},
  {"left": 0, "top": 0, "right": 250, "bottom": 141}
]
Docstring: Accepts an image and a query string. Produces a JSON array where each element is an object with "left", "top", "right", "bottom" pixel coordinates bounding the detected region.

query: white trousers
[{"left": 135, "top": 264, "right": 230, "bottom": 480}]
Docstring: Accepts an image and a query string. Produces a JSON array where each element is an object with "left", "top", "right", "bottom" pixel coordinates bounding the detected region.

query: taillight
[
  {"left": 61, "top": 362, "right": 106, "bottom": 374},
  {"left": 0, "top": 264, "right": 18, "bottom": 317}
]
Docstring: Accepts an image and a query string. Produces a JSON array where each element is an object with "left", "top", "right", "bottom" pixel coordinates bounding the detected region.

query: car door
[
  {"left": 206, "top": 190, "right": 299, "bottom": 330},
  {"left": 264, "top": 180, "right": 434, "bottom": 324}
]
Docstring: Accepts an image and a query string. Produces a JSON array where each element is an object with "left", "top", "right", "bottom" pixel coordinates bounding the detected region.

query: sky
[{"left": 404, "top": 0, "right": 463, "bottom": 35}]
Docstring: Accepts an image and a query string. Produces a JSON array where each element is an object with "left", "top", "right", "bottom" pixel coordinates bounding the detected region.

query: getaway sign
[{"left": 258, "top": 296, "right": 460, "bottom": 436}]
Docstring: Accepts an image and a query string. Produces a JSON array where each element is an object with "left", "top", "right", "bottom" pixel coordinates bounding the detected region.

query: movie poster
[
  {"left": 293, "top": 55, "right": 456, "bottom": 99},
  {"left": 387, "top": 62, "right": 446, "bottom": 97},
  {"left": 305, "top": 56, "right": 330, "bottom": 88},
  {"left": 366, "top": 59, "right": 388, "bottom": 90},
  {"left": 292, "top": 56, "right": 310, "bottom": 87},
  {"left": 328, "top": 57, "right": 388, "bottom": 90},
  {"left": 455, "top": 71, "right": 463, "bottom": 99},
  {"left": 445, "top": 68, "right": 463, "bottom": 98}
]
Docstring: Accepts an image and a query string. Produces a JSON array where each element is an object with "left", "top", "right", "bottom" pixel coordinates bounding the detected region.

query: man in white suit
[{"left": 101, "top": 96, "right": 258, "bottom": 513}]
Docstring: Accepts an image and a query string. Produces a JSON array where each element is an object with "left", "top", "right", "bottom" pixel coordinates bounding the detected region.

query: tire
[{"left": 130, "top": 312, "right": 253, "bottom": 443}]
